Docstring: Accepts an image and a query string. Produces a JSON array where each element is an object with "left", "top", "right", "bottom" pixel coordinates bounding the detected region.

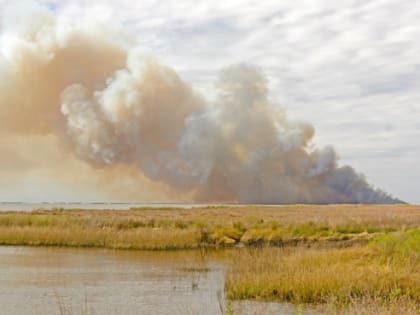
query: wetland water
[
  {"left": 0, "top": 202, "right": 283, "bottom": 211},
  {"left": 0, "top": 247, "right": 312, "bottom": 315},
  {"left": 0, "top": 202, "right": 211, "bottom": 211}
]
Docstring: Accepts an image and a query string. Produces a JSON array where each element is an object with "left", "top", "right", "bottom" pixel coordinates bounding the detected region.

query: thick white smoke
[{"left": 0, "top": 2, "right": 400, "bottom": 203}]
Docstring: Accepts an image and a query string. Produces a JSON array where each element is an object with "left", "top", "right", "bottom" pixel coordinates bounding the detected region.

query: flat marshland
[{"left": 1, "top": 204, "right": 419, "bottom": 314}]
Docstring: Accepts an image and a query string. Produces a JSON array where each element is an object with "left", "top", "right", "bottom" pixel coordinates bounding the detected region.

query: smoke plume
[{"left": 0, "top": 2, "right": 400, "bottom": 203}]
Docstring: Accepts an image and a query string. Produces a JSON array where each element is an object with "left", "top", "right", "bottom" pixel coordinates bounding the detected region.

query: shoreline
[
  {"left": 0, "top": 202, "right": 411, "bottom": 212},
  {"left": 0, "top": 204, "right": 419, "bottom": 313}
]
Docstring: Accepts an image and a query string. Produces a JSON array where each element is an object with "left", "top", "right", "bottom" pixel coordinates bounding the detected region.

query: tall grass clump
[
  {"left": 0, "top": 226, "right": 202, "bottom": 250},
  {"left": 225, "top": 244, "right": 420, "bottom": 307}
]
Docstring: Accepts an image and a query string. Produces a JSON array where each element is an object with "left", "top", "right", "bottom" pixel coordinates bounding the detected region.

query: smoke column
[{"left": 0, "top": 2, "right": 400, "bottom": 204}]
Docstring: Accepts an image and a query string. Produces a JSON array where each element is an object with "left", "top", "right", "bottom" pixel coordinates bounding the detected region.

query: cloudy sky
[{"left": 1, "top": 0, "right": 419, "bottom": 203}]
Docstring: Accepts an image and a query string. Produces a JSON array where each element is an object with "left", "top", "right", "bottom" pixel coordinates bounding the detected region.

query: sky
[{"left": 0, "top": 0, "right": 419, "bottom": 203}]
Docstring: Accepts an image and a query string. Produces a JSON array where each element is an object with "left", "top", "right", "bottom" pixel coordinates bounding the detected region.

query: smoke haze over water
[{"left": 0, "top": 2, "right": 400, "bottom": 203}]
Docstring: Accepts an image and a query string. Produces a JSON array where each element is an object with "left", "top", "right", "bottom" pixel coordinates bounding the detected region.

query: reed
[
  {"left": 0, "top": 226, "right": 201, "bottom": 250},
  {"left": 0, "top": 204, "right": 418, "bottom": 249},
  {"left": 225, "top": 232, "right": 420, "bottom": 309}
]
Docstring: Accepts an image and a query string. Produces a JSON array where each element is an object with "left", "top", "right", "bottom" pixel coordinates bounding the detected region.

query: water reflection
[
  {"left": 0, "top": 203, "right": 233, "bottom": 211},
  {"left": 0, "top": 247, "right": 316, "bottom": 315},
  {"left": 0, "top": 247, "right": 225, "bottom": 315}
]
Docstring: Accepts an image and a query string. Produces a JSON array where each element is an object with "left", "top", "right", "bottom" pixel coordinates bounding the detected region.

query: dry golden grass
[
  {"left": 0, "top": 226, "right": 201, "bottom": 249},
  {"left": 0, "top": 204, "right": 418, "bottom": 249},
  {"left": 3, "top": 203, "right": 419, "bottom": 226},
  {"left": 226, "top": 246, "right": 419, "bottom": 301},
  {"left": 225, "top": 239, "right": 420, "bottom": 311},
  {"left": 323, "top": 296, "right": 420, "bottom": 315}
]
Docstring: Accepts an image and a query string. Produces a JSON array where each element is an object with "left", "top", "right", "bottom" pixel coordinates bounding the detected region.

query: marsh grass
[
  {"left": 181, "top": 266, "right": 212, "bottom": 273},
  {"left": 322, "top": 296, "right": 420, "bottom": 315},
  {"left": 0, "top": 204, "right": 418, "bottom": 250},
  {"left": 1, "top": 205, "right": 420, "bottom": 312},
  {"left": 0, "top": 226, "right": 202, "bottom": 249},
  {"left": 225, "top": 231, "right": 420, "bottom": 310}
]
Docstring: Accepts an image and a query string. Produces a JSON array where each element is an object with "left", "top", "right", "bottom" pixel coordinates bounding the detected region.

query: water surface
[
  {"left": 0, "top": 247, "right": 315, "bottom": 315},
  {"left": 0, "top": 202, "right": 214, "bottom": 211},
  {"left": 0, "top": 202, "right": 284, "bottom": 211},
  {"left": 0, "top": 247, "right": 225, "bottom": 314}
]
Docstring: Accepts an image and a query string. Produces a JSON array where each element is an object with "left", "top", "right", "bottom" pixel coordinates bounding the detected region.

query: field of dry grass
[
  {"left": 0, "top": 204, "right": 418, "bottom": 249},
  {"left": 225, "top": 240, "right": 420, "bottom": 307},
  {"left": 1, "top": 204, "right": 419, "bottom": 313}
]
